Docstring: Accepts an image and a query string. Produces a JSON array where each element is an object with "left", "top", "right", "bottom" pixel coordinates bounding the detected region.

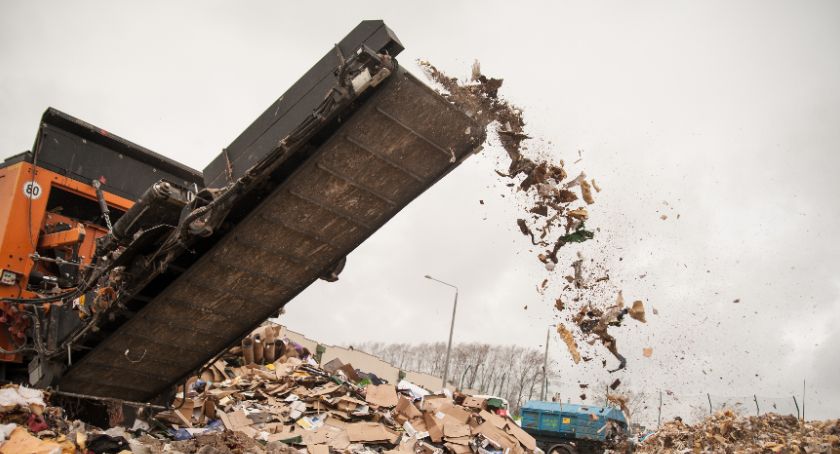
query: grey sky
[{"left": 1, "top": 1, "right": 838, "bottom": 423}]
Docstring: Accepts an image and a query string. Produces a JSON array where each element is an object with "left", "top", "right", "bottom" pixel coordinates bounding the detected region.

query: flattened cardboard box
[
  {"left": 345, "top": 422, "right": 400, "bottom": 443},
  {"left": 365, "top": 384, "right": 399, "bottom": 408}
]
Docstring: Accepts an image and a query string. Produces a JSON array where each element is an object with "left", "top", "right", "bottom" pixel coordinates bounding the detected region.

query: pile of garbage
[
  {"left": 637, "top": 410, "right": 840, "bottom": 453},
  {"left": 0, "top": 325, "right": 538, "bottom": 454},
  {"left": 0, "top": 384, "right": 140, "bottom": 453}
]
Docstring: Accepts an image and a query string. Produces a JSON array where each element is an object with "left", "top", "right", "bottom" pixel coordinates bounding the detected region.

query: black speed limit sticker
[{"left": 22, "top": 181, "right": 42, "bottom": 200}]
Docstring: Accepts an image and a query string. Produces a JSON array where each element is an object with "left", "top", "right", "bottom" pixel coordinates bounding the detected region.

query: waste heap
[
  {"left": 152, "top": 325, "right": 537, "bottom": 454},
  {"left": 0, "top": 325, "right": 538, "bottom": 454},
  {"left": 637, "top": 410, "right": 840, "bottom": 453}
]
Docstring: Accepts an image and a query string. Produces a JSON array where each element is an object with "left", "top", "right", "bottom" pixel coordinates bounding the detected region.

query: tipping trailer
[
  {"left": 520, "top": 401, "right": 629, "bottom": 454},
  {"left": 0, "top": 20, "right": 484, "bottom": 402}
]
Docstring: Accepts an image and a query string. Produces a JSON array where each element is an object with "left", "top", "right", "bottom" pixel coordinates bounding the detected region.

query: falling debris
[
  {"left": 419, "top": 61, "right": 597, "bottom": 270},
  {"left": 580, "top": 180, "right": 595, "bottom": 205},
  {"left": 629, "top": 300, "right": 647, "bottom": 323},
  {"left": 421, "top": 61, "right": 647, "bottom": 375},
  {"left": 556, "top": 323, "right": 581, "bottom": 364}
]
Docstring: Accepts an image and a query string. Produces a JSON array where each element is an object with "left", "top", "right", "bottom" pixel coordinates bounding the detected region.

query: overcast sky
[{"left": 2, "top": 1, "right": 838, "bottom": 423}]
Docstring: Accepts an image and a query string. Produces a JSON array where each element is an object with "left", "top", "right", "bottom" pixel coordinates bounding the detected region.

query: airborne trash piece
[
  {"left": 580, "top": 180, "right": 595, "bottom": 205},
  {"left": 615, "top": 291, "right": 625, "bottom": 309},
  {"left": 556, "top": 324, "right": 581, "bottom": 364},
  {"left": 564, "top": 172, "right": 587, "bottom": 189},
  {"left": 567, "top": 208, "right": 589, "bottom": 220},
  {"left": 629, "top": 300, "right": 646, "bottom": 323}
]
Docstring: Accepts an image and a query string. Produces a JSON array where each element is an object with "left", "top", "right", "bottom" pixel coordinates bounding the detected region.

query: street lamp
[
  {"left": 541, "top": 324, "right": 552, "bottom": 401},
  {"left": 424, "top": 274, "right": 458, "bottom": 391}
]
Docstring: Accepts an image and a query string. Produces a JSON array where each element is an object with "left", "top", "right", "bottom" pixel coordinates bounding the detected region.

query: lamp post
[
  {"left": 540, "top": 324, "right": 551, "bottom": 400},
  {"left": 425, "top": 274, "right": 458, "bottom": 391}
]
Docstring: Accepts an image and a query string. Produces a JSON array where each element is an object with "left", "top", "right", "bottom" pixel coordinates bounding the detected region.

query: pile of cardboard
[
  {"left": 638, "top": 410, "right": 840, "bottom": 453},
  {"left": 152, "top": 333, "right": 538, "bottom": 454},
  {"left": 0, "top": 325, "right": 538, "bottom": 454}
]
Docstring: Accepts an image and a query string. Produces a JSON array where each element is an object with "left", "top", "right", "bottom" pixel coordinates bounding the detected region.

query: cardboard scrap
[
  {"left": 472, "top": 421, "right": 518, "bottom": 451},
  {"left": 460, "top": 396, "right": 485, "bottom": 410},
  {"left": 365, "top": 384, "right": 399, "bottom": 408},
  {"left": 438, "top": 403, "right": 471, "bottom": 424},
  {"left": 337, "top": 364, "right": 360, "bottom": 382},
  {"left": 423, "top": 412, "right": 444, "bottom": 443},
  {"left": 445, "top": 442, "right": 473, "bottom": 454},
  {"left": 219, "top": 409, "right": 251, "bottom": 432},
  {"left": 479, "top": 410, "right": 506, "bottom": 429},
  {"left": 308, "top": 445, "right": 329, "bottom": 454},
  {"left": 504, "top": 418, "right": 537, "bottom": 451},
  {"left": 421, "top": 395, "right": 452, "bottom": 413},
  {"left": 345, "top": 422, "right": 399, "bottom": 443},
  {"left": 335, "top": 396, "right": 366, "bottom": 412},
  {"left": 443, "top": 422, "right": 471, "bottom": 438},
  {"left": 396, "top": 396, "right": 423, "bottom": 421}
]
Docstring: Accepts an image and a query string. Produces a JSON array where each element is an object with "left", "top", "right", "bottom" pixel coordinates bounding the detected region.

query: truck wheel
[{"left": 548, "top": 444, "right": 576, "bottom": 454}]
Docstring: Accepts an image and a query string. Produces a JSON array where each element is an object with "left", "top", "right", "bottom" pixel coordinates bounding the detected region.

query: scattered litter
[{"left": 0, "top": 334, "right": 541, "bottom": 454}]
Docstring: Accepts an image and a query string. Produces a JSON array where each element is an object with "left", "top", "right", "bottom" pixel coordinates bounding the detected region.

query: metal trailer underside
[{"left": 57, "top": 68, "right": 484, "bottom": 401}]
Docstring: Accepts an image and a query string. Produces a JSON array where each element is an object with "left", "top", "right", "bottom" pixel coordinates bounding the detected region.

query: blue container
[{"left": 521, "top": 401, "right": 627, "bottom": 445}]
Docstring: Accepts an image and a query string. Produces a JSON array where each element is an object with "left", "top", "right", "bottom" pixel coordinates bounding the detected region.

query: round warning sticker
[{"left": 22, "top": 181, "right": 43, "bottom": 200}]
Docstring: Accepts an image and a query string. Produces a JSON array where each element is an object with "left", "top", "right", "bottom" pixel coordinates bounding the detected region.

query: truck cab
[{"left": 520, "top": 401, "right": 629, "bottom": 454}]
